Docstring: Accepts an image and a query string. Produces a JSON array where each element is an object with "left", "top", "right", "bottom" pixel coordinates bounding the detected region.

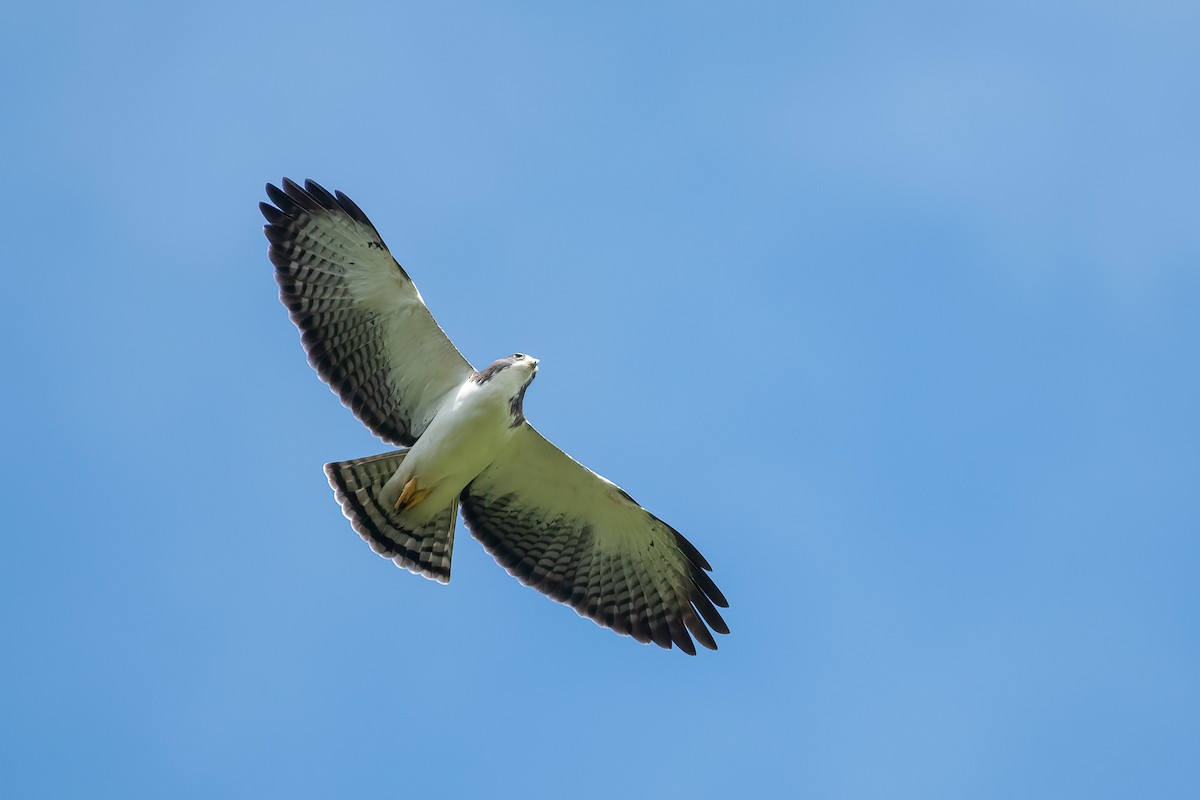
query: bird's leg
[{"left": 394, "top": 477, "right": 431, "bottom": 511}]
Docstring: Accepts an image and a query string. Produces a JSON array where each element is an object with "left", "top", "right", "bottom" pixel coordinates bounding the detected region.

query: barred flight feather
[
  {"left": 260, "top": 178, "right": 472, "bottom": 446},
  {"left": 325, "top": 451, "right": 457, "bottom": 583},
  {"left": 458, "top": 425, "right": 729, "bottom": 654}
]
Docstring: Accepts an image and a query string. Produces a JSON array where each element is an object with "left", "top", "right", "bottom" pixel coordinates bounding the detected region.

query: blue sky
[{"left": 2, "top": 1, "right": 1198, "bottom": 797}]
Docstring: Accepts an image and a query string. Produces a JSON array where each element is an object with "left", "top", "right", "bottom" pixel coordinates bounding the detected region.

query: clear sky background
[{"left": 2, "top": 2, "right": 1197, "bottom": 797}]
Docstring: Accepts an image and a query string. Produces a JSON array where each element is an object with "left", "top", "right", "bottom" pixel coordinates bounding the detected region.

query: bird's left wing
[
  {"left": 459, "top": 424, "right": 729, "bottom": 654},
  {"left": 261, "top": 179, "right": 474, "bottom": 446}
]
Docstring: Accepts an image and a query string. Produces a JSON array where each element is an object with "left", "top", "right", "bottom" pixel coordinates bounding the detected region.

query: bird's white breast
[{"left": 380, "top": 375, "right": 520, "bottom": 513}]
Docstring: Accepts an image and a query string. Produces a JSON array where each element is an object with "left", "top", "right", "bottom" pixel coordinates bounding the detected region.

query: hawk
[{"left": 260, "top": 179, "right": 729, "bottom": 654}]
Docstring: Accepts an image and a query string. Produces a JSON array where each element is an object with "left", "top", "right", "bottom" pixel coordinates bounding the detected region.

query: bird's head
[
  {"left": 473, "top": 353, "right": 539, "bottom": 426},
  {"left": 510, "top": 352, "right": 539, "bottom": 377}
]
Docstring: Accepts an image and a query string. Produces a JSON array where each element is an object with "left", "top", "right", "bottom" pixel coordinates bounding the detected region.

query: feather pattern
[
  {"left": 261, "top": 178, "right": 473, "bottom": 445},
  {"left": 459, "top": 424, "right": 729, "bottom": 654},
  {"left": 325, "top": 450, "right": 458, "bottom": 583},
  {"left": 263, "top": 179, "right": 730, "bottom": 654}
]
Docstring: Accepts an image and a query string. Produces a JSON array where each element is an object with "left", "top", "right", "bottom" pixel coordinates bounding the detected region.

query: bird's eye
[{"left": 514, "top": 353, "right": 525, "bottom": 360}]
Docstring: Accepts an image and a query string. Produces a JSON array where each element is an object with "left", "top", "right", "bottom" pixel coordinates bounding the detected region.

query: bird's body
[
  {"left": 261, "top": 178, "right": 729, "bottom": 654},
  {"left": 381, "top": 356, "right": 537, "bottom": 517}
]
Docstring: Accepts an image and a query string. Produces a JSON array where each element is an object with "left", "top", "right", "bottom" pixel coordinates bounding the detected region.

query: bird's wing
[
  {"left": 459, "top": 424, "right": 729, "bottom": 654},
  {"left": 261, "top": 178, "right": 474, "bottom": 446}
]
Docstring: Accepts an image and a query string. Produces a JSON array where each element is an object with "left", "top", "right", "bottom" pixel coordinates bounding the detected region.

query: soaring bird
[{"left": 260, "top": 179, "right": 729, "bottom": 654}]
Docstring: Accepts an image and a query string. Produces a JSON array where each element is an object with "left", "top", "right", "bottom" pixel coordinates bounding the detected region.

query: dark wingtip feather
[
  {"left": 303, "top": 179, "right": 339, "bottom": 210},
  {"left": 267, "top": 179, "right": 378, "bottom": 233},
  {"left": 265, "top": 181, "right": 297, "bottom": 213},
  {"left": 259, "top": 201, "right": 286, "bottom": 225},
  {"left": 691, "top": 565, "right": 728, "bottom": 608},
  {"left": 672, "top": 527, "right": 713, "bottom": 572},
  {"left": 671, "top": 626, "right": 698, "bottom": 655},
  {"left": 262, "top": 223, "right": 291, "bottom": 246},
  {"left": 684, "top": 608, "right": 719, "bottom": 651},
  {"left": 266, "top": 246, "right": 294, "bottom": 271},
  {"left": 692, "top": 590, "right": 730, "bottom": 635},
  {"left": 334, "top": 190, "right": 373, "bottom": 225},
  {"left": 647, "top": 617, "right": 674, "bottom": 650},
  {"left": 281, "top": 177, "right": 323, "bottom": 212}
]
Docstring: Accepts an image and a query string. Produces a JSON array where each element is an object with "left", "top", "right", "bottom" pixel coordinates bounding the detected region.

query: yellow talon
[
  {"left": 395, "top": 477, "right": 418, "bottom": 510},
  {"left": 407, "top": 487, "right": 431, "bottom": 510},
  {"left": 394, "top": 477, "right": 431, "bottom": 511}
]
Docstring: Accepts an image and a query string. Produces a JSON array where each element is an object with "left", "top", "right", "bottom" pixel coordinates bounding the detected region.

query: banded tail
[{"left": 325, "top": 450, "right": 458, "bottom": 583}]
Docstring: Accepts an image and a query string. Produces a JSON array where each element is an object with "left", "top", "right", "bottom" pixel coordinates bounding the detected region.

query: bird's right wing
[
  {"left": 459, "top": 424, "right": 729, "bottom": 654},
  {"left": 261, "top": 178, "right": 474, "bottom": 446}
]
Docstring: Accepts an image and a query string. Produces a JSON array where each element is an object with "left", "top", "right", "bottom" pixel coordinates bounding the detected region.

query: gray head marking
[
  {"left": 471, "top": 354, "right": 538, "bottom": 425},
  {"left": 473, "top": 353, "right": 537, "bottom": 385}
]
